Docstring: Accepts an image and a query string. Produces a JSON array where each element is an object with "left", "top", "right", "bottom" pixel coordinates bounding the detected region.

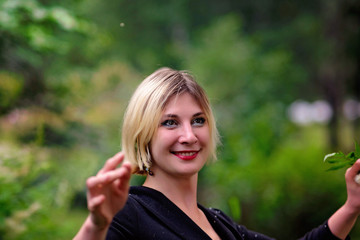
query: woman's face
[{"left": 149, "top": 92, "right": 210, "bottom": 178}]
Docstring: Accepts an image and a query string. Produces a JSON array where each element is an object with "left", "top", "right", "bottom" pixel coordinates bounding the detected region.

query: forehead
[{"left": 162, "top": 93, "right": 203, "bottom": 114}]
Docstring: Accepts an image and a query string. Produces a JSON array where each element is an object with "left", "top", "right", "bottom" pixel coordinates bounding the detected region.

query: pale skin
[
  {"left": 74, "top": 94, "right": 360, "bottom": 240},
  {"left": 74, "top": 152, "right": 132, "bottom": 240},
  {"left": 328, "top": 159, "right": 360, "bottom": 239}
]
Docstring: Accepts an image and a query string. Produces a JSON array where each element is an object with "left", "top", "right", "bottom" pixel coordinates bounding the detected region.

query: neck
[{"left": 143, "top": 172, "right": 199, "bottom": 212}]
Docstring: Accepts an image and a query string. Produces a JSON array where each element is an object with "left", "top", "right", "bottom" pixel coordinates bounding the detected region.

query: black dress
[{"left": 106, "top": 186, "right": 349, "bottom": 240}]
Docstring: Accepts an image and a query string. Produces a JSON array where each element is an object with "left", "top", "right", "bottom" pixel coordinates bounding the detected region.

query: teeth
[{"left": 177, "top": 152, "right": 196, "bottom": 156}]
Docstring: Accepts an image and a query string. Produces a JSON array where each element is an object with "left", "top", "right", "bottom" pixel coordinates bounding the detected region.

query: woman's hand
[
  {"left": 74, "top": 152, "right": 132, "bottom": 240},
  {"left": 86, "top": 152, "right": 132, "bottom": 229},
  {"left": 328, "top": 159, "right": 360, "bottom": 239},
  {"left": 344, "top": 159, "right": 360, "bottom": 214}
]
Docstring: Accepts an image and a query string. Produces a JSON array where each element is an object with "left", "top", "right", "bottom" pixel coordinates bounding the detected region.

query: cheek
[
  {"left": 150, "top": 131, "right": 173, "bottom": 154},
  {"left": 157, "top": 129, "right": 178, "bottom": 143},
  {"left": 197, "top": 128, "right": 210, "bottom": 144},
  {"left": 149, "top": 142, "right": 162, "bottom": 163}
]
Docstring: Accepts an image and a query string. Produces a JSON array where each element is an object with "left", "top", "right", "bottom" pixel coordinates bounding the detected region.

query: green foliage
[
  {"left": 185, "top": 15, "right": 305, "bottom": 163},
  {"left": 0, "top": 61, "right": 141, "bottom": 239},
  {"left": 227, "top": 196, "right": 241, "bottom": 222},
  {"left": 0, "top": 141, "right": 100, "bottom": 239},
  {"left": 202, "top": 126, "right": 349, "bottom": 238},
  {"left": 0, "top": 0, "right": 89, "bottom": 52},
  {"left": 189, "top": 14, "right": 359, "bottom": 238},
  {"left": 0, "top": 71, "right": 24, "bottom": 112},
  {"left": 0, "top": 143, "right": 53, "bottom": 238},
  {"left": 324, "top": 141, "right": 360, "bottom": 171}
]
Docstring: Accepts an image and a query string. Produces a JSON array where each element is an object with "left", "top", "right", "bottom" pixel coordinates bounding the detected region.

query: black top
[{"left": 106, "top": 186, "right": 349, "bottom": 240}]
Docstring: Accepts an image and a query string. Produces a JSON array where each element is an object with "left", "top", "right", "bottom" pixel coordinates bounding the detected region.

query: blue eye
[
  {"left": 192, "top": 117, "right": 206, "bottom": 126},
  {"left": 161, "top": 119, "right": 177, "bottom": 128}
]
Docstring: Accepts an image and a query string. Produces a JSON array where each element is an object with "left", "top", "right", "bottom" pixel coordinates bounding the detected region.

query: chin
[{"left": 175, "top": 164, "right": 205, "bottom": 177}]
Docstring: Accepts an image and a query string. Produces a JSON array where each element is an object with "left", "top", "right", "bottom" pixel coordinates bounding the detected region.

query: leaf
[
  {"left": 323, "top": 152, "right": 336, "bottom": 162},
  {"left": 326, "top": 163, "right": 352, "bottom": 171},
  {"left": 324, "top": 141, "right": 360, "bottom": 171},
  {"left": 326, "top": 159, "right": 347, "bottom": 164},
  {"left": 324, "top": 152, "right": 346, "bottom": 163}
]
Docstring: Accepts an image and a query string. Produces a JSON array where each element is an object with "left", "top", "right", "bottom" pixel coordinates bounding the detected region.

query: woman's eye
[
  {"left": 192, "top": 117, "right": 206, "bottom": 126},
  {"left": 161, "top": 119, "right": 177, "bottom": 127}
]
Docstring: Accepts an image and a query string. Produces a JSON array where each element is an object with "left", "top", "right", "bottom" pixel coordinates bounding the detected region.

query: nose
[{"left": 179, "top": 123, "right": 198, "bottom": 145}]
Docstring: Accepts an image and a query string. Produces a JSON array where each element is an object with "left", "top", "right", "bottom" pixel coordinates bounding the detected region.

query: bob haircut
[{"left": 122, "top": 67, "right": 219, "bottom": 175}]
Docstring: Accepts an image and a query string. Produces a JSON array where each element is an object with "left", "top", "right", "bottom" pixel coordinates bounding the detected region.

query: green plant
[
  {"left": 324, "top": 142, "right": 360, "bottom": 170},
  {"left": 324, "top": 141, "right": 360, "bottom": 183}
]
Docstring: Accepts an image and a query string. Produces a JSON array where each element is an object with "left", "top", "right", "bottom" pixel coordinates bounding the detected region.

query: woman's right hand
[{"left": 85, "top": 152, "right": 132, "bottom": 230}]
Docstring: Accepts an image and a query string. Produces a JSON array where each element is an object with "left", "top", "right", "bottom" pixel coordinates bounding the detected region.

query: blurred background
[{"left": 0, "top": 0, "right": 359, "bottom": 239}]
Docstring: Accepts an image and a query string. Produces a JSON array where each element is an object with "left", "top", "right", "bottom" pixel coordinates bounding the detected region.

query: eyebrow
[{"left": 163, "top": 112, "right": 204, "bottom": 118}]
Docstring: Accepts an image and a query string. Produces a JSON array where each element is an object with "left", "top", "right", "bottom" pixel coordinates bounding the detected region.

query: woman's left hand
[
  {"left": 328, "top": 159, "right": 360, "bottom": 239},
  {"left": 344, "top": 159, "right": 360, "bottom": 215}
]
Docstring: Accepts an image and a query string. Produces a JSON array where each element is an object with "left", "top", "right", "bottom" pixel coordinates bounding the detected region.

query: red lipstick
[{"left": 172, "top": 151, "right": 199, "bottom": 160}]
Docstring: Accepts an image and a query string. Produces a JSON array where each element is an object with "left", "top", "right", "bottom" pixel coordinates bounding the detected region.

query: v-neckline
[{"left": 130, "top": 186, "right": 239, "bottom": 240}]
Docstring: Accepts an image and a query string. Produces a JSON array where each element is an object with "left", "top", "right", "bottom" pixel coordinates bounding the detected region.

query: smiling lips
[{"left": 172, "top": 151, "right": 199, "bottom": 160}]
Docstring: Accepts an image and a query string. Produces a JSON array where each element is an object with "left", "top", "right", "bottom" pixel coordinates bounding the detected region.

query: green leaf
[
  {"left": 326, "top": 162, "right": 351, "bottom": 171},
  {"left": 324, "top": 141, "right": 360, "bottom": 171},
  {"left": 324, "top": 152, "right": 346, "bottom": 163},
  {"left": 346, "top": 152, "right": 357, "bottom": 165},
  {"left": 326, "top": 159, "right": 346, "bottom": 164}
]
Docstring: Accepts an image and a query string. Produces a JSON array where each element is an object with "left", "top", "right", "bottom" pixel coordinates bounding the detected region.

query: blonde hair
[{"left": 122, "top": 67, "right": 219, "bottom": 175}]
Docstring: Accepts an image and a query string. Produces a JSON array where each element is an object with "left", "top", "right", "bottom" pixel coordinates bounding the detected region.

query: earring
[
  {"left": 145, "top": 167, "right": 154, "bottom": 176},
  {"left": 145, "top": 145, "right": 154, "bottom": 176}
]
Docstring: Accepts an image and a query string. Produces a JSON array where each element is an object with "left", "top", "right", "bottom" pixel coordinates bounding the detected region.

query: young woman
[{"left": 74, "top": 67, "right": 360, "bottom": 240}]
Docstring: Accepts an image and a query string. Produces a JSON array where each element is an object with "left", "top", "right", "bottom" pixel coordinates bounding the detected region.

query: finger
[
  {"left": 116, "top": 162, "right": 132, "bottom": 190},
  {"left": 102, "top": 162, "right": 132, "bottom": 185},
  {"left": 98, "top": 152, "right": 125, "bottom": 174},
  {"left": 345, "top": 159, "right": 360, "bottom": 181},
  {"left": 89, "top": 162, "right": 132, "bottom": 189},
  {"left": 86, "top": 174, "right": 113, "bottom": 192},
  {"left": 88, "top": 194, "right": 105, "bottom": 212},
  {"left": 86, "top": 175, "right": 101, "bottom": 189}
]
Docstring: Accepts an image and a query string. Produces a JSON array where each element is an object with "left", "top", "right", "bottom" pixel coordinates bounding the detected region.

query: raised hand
[
  {"left": 344, "top": 159, "right": 360, "bottom": 213},
  {"left": 74, "top": 152, "right": 132, "bottom": 240},
  {"left": 86, "top": 152, "right": 132, "bottom": 228},
  {"left": 328, "top": 159, "right": 360, "bottom": 239}
]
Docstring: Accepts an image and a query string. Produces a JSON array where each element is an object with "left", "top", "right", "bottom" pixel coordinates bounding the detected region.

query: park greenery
[{"left": 0, "top": 0, "right": 359, "bottom": 239}]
